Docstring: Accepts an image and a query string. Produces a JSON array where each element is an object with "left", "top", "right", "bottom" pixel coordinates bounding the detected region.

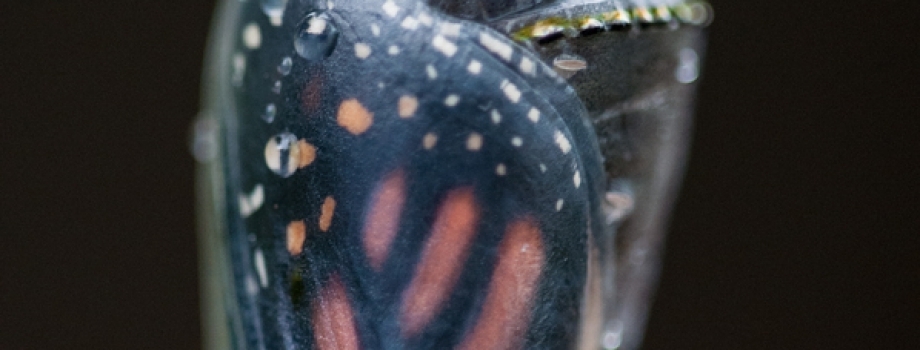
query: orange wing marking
[
  {"left": 400, "top": 188, "right": 480, "bottom": 338},
  {"left": 458, "top": 216, "right": 545, "bottom": 350},
  {"left": 362, "top": 168, "right": 407, "bottom": 271},
  {"left": 337, "top": 98, "right": 374, "bottom": 135},
  {"left": 311, "top": 274, "right": 360, "bottom": 350},
  {"left": 319, "top": 196, "right": 336, "bottom": 232},
  {"left": 287, "top": 220, "right": 306, "bottom": 255},
  {"left": 295, "top": 140, "right": 316, "bottom": 169}
]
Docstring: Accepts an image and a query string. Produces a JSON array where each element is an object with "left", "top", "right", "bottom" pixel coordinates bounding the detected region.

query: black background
[{"left": 1, "top": 0, "right": 918, "bottom": 349}]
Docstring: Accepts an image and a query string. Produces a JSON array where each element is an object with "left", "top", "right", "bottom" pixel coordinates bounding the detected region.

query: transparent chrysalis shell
[{"left": 194, "top": 0, "right": 711, "bottom": 349}]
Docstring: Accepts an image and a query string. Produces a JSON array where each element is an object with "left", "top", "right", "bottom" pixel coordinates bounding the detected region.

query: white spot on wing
[
  {"left": 520, "top": 57, "right": 535, "bottom": 75},
  {"left": 423, "top": 133, "right": 438, "bottom": 149},
  {"left": 242, "top": 23, "right": 261, "bottom": 49},
  {"left": 426, "top": 65, "right": 438, "bottom": 80},
  {"left": 554, "top": 130, "right": 572, "bottom": 154},
  {"left": 418, "top": 13, "right": 433, "bottom": 26},
  {"left": 440, "top": 23, "right": 462, "bottom": 37},
  {"left": 574, "top": 171, "right": 582, "bottom": 188},
  {"left": 401, "top": 17, "right": 419, "bottom": 30},
  {"left": 355, "top": 43, "right": 372, "bottom": 59},
  {"left": 540, "top": 163, "right": 547, "bottom": 173},
  {"left": 254, "top": 249, "right": 268, "bottom": 288},
  {"left": 371, "top": 24, "right": 381, "bottom": 37},
  {"left": 388, "top": 45, "right": 400, "bottom": 55},
  {"left": 501, "top": 80, "right": 521, "bottom": 103},
  {"left": 467, "top": 60, "right": 482, "bottom": 75},
  {"left": 556, "top": 199, "right": 564, "bottom": 211},
  {"left": 382, "top": 0, "right": 399, "bottom": 17},
  {"left": 432, "top": 35, "right": 458, "bottom": 57},
  {"left": 479, "top": 32, "right": 513, "bottom": 61},
  {"left": 527, "top": 108, "right": 540, "bottom": 123},
  {"left": 511, "top": 137, "right": 523, "bottom": 147},
  {"left": 239, "top": 184, "right": 265, "bottom": 218},
  {"left": 491, "top": 109, "right": 502, "bottom": 124},
  {"left": 466, "top": 132, "right": 483, "bottom": 151},
  {"left": 269, "top": 14, "right": 283, "bottom": 26},
  {"left": 444, "top": 94, "right": 460, "bottom": 107},
  {"left": 496, "top": 163, "right": 507, "bottom": 176}
]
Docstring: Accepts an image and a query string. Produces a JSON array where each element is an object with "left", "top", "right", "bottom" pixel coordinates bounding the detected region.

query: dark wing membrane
[{"left": 257, "top": 1, "right": 602, "bottom": 349}]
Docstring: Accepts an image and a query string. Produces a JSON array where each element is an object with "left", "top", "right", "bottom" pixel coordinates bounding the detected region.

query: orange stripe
[
  {"left": 319, "top": 196, "right": 336, "bottom": 232},
  {"left": 363, "top": 169, "right": 407, "bottom": 271},
  {"left": 312, "top": 274, "right": 360, "bottom": 350},
  {"left": 400, "top": 188, "right": 480, "bottom": 338},
  {"left": 458, "top": 217, "right": 545, "bottom": 350},
  {"left": 287, "top": 220, "right": 306, "bottom": 255}
]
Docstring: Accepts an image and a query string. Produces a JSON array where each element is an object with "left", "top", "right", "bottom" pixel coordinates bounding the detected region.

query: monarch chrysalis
[{"left": 196, "top": 0, "right": 710, "bottom": 349}]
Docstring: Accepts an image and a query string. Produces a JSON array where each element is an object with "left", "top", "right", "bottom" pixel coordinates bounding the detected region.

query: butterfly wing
[{"left": 239, "top": 1, "right": 604, "bottom": 349}]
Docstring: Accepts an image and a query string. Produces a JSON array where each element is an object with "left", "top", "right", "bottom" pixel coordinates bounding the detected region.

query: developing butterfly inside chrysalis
[{"left": 194, "top": 0, "right": 711, "bottom": 349}]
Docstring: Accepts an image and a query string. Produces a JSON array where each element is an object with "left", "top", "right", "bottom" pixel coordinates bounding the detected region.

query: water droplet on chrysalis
[
  {"left": 265, "top": 132, "right": 299, "bottom": 177},
  {"left": 294, "top": 12, "right": 339, "bottom": 62}
]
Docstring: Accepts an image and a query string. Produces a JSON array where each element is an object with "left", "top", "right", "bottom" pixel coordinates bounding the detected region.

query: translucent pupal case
[{"left": 193, "top": 0, "right": 711, "bottom": 349}]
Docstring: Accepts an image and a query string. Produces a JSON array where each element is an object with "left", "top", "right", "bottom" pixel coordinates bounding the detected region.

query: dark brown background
[{"left": 1, "top": 0, "right": 917, "bottom": 349}]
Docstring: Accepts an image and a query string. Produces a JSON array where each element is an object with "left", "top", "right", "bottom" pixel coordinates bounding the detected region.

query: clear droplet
[
  {"left": 278, "top": 56, "right": 292, "bottom": 75},
  {"left": 675, "top": 48, "right": 700, "bottom": 84},
  {"left": 262, "top": 103, "right": 277, "bottom": 123},
  {"left": 265, "top": 132, "right": 298, "bottom": 177},
  {"left": 295, "top": 12, "right": 339, "bottom": 62}
]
